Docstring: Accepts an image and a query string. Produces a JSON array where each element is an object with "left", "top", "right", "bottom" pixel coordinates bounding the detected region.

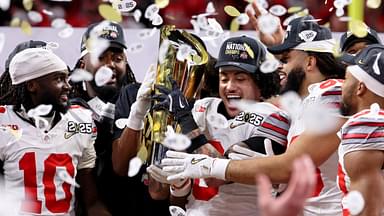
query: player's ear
[
  {"left": 26, "top": 80, "right": 38, "bottom": 93},
  {"left": 356, "top": 81, "right": 367, "bottom": 96}
]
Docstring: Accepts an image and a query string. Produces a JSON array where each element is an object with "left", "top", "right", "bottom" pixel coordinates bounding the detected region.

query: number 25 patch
[{"left": 67, "top": 121, "right": 92, "bottom": 134}]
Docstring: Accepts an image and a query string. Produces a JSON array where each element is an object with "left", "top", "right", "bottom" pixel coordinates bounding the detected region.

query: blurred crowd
[{"left": 1, "top": 0, "right": 384, "bottom": 32}]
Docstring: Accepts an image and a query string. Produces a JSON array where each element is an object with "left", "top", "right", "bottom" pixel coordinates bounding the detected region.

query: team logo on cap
[
  {"left": 284, "top": 25, "right": 292, "bottom": 40},
  {"left": 373, "top": 52, "right": 382, "bottom": 75},
  {"left": 98, "top": 25, "right": 119, "bottom": 39},
  {"left": 299, "top": 30, "right": 317, "bottom": 42}
]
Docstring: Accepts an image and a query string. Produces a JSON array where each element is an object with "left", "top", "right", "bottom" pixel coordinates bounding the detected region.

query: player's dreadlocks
[{"left": 0, "top": 70, "right": 32, "bottom": 110}]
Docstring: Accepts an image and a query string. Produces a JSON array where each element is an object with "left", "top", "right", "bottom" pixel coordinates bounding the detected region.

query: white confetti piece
[
  {"left": 335, "top": 7, "right": 344, "bottom": 17},
  {"left": 207, "top": 18, "right": 223, "bottom": 33},
  {"left": 46, "top": 41, "right": 60, "bottom": 50},
  {"left": 163, "top": 126, "right": 191, "bottom": 151},
  {"left": 128, "top": 157, "right": 143, "bottom": 177},
  {"left": 70, "top": 69, "right": 93, "bottom": 82},
  {"left": 58, "top": 170, "right": 80, "bottom": 188},
  {"left": 176, "top": 44, "right": 192, "bottom": 62},
  {"left": 206, "top": 2, "right": 215, "bottom": 13},
  {"left": 236, "top": 13, "right": 250, "bottom": 25},
  {"left": 280, "top": 91, "right": 302, "bottom": 119},
  {"left": 27, "top": 104, "right": 53, "bottom": 117},
  {"left": 367, "top": 0, "right": 382, "bottom": 8},
  {"left": 58, "top": 24, "right": 74, "bottom": 38},
  {"left": 258, "top": 13, "right": 280, "bottom": 34},
  {"left": 269, "top": 4, "right": 287, "bottom": 17},
  {"left": 0, "top": 33, "right": 5, "bottom": 54},
  {"left": 370, "top": 103, "right": 380, "bottom": 115},
  {"left": 0, "top": 0, "right": 10, "bottom": 11},
  {"left": 51, "top": 18, "right": 67, "bottom": 29},
  {"left": 42, "top": 9, "right": 54, "bottom": 16},
  {"left": 342, "top": 191, "right": 365, "bottom": 216},
  {"left": 27, "top": 11, "right": 43, "bottom": 23},
  {"left": 88, "top": 37, "right": 110, "bottom": 66},
  {"left": 151, "top": 13, "right": 163, "bottom": 26},
  {"left": 260, "top": 58, "right": 280, "bottom": 73},
  {"left": 95, "top": 66, "right": 114, "bottom": 87},
  {"left": 169, "top": 206, "right": 186, "bottom": 216},
  {"left": 144, "top": 4, "right": 160, "bottom": 21},
  {"left": 133, "top": 9, "right": 142, "bottom": 22}
]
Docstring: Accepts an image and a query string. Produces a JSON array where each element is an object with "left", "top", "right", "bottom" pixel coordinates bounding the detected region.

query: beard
[
  {"left": 280, "top": 67, "right": 306, "bottom": 94},
  {"left": 339, "top": 101, "right": 352, "bottom": 116},
  {"left": 89, "top": 79, "right": 122, "bottom": 103}
]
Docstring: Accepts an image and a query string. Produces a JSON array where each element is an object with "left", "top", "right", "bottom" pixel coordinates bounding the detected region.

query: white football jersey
[
  {"left": 287, "top": 79, "right": 344, "bottom": 216},
  {"left": 186, "top": 97, "right": 290, "bottom": 216},
  {"left": 337, "top": 109, "right": 384, "bottom": 215},
  {"left": 0, "top": 105, "right": 96, "bottom": 216}
]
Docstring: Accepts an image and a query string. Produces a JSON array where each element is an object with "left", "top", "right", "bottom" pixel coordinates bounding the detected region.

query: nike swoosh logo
[
  {"left": 64, "top": 132, "right": 76, "bottom": 139},
  {"left": 373, "top": 52, "right": 381, "bottom": 75},
  {"left": 358, "top": 59, "right": 364, "bottom": 65},
  {"left": 191, "top": 157, "right": 206, "bottom": 165},
  {"left": 179, "top": 97, "right": 185, "bottom": 109},
  {"left": 229, "top": 122, "right": 245, "bottom": 129}
]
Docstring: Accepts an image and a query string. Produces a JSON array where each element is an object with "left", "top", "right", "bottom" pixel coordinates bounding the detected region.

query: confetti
[
  {"left": 335, "top": 7, "right": 344, "bottom": 17},
  {"left": 42, "top": 9, "right": 54, "bottom": 16},
  {"left": 128, "top": 157, "right": 143, "bottom": 177},
  {"left": 137, "top": 144, "right": 148, "bottom": 162},
  {"left": 230, "top": 18, "right": 240, "bottom": 32},
  {"left": 367, "top": 0, "right": 382, "bottom": 8},
  {"left": 269, "top": 5, "right": 287, "bottom": 17},
  {"left": 21, "top": 20, "right": 32, "bottom": 35},
  {"left": 236, "top": 13, "right": 249, "bottom": 25},
  {"left": 115, "top": 118, "right": 129, "bottom": 129},
  {"left": 113, "top": 0, "right": 137, "bottom": 12},
  {"left": 51, "top": 18, "right": 67, "bottom": 29},
  {"left": 342, "top": 191, "right": 365, "bottom": 215},
  {"left": 58, "top": 24, "right": 74, "bottom": 38},
  {"left": 206, "top": 1, "right": 215, "bottom": 14},
  {"left": 169, "top": 206, "right": 186, "bottom": 216},
  {"left": 256, "top": 0, "right": 269, "bottom": 9},
  {"left": 338, "top": 16, "right": 351, "bottom": 22},
  {"left": 46, "top": 41, "right": 60, "bottom": 50},
  {"left": 163, "top": 132, "right": 191, "bottom": 151},
  {"left": 151, "top": 14, "right": 163, "bottom": 26},
  {"left": 144, "top": 4, "right": 160, "bottom": 21},
  {"left": 10, "top": 17, "right": 21, "bottom": 27},
  {"left": 23, "top": 0, "right": 33, "bottom": 11},
  {"left": 0, "top": 33, "right": 5, "bottom": 54},
  {"left": 0, "top": 0, "right": 10, "bottom": 11},
  {"left": 280, "top": 91, "right": 302, "bottom": 119},
  {"left": 70, "top": 69, "right": 94, "bottom": 82},
  {"left": 349, "top": 20, "right": 368, "bottom": 38},
  {"left": 155, "top": 0, "right": 169, "bottom": 9},
  {"left": 133, "top": 9, "right": 142, "bottom": 22},
  {"left": 190, "top": 19, "right": 200, "bottom": 34},
  {"left": 27, "top": 104, "right": 53, "bottom": 118},
  {"left": 370, "top": 103, "right": 380, "bottom": 115},
  {"left": 99, "top": 4, "right": 122, "bottom": 22},
  {"left": 95, "top": 66, "right": 114, "bottom": 87},
  {"left": 58, "top": 170, "right": 80, "bottom": 188},
  {"left": 88, "top": 37, "right": 110, "bottom": 65},
  {"left": 257, "top": 13, "right": 280, "bottom": 34},
  {"left": 224, "top": 5, "right": 241, "bottom": 17},
  {"left": 27, "top": 11, "right": 43, "bottom": 23},
  {"left": 176, "top": 44, "right": 192, "bottom": 62},
  {"left": 207, "top": 18, "right": 223, "bottom": 33},
  {"left": 287, "top": 6, "right": 302, "bottom": 14},
  {"left": 260, "top": 58, "right": 280, "bottom": 73}
]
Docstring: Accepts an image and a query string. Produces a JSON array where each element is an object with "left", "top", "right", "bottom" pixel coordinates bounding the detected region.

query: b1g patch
[{"left": 234, "top": 111, "right": 264, "bottom": 126}]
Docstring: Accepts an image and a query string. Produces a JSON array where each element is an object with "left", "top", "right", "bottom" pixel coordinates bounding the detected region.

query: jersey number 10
[{"left": 19, "top": 152, "right": 74, "bottom": 214}]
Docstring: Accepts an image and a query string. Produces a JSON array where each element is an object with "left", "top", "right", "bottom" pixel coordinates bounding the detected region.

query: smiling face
[
  {"left": 82, "top": 47, "right": 127, "bottom": 101},
  {"left": 29, "top": 70, "right": 71, "bottom": 113},
  {"left": 279, "top": 49, "right": 309, "bottom": 94},
  {"left": 219, "top": 69, "right": 261, "bottom": 118}
]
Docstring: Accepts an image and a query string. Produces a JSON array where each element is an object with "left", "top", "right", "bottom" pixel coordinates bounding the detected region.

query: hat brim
[
  {"left": 267, "top": 41, "right": 299, "bottom": 54},
  {"left": 339, "top": 52, "right": 356, "bottom": 65},
  {"left": 342, "top": 35, "right": 380, "bottom": 52},
  {"left": 215, "top": 61, "right": 258, "bottom": 73},
  {"left": 80, "top": 41, "right": 127, "bottom": 57}
]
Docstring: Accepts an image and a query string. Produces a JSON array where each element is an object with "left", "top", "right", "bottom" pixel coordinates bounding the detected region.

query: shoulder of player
[
  {"left": 344, "top": 109, "right": 384, "bottom": 127},
  {"left": 0, "top": 105, "right": 15, "bottom": 120},
  {"left": 308, "top": 79, "right": 343, "bottom": 98},
  {"left": 192, "top": 97, "right": 221, "bottom": 113},
  {"left": 66, "top": 105, "right": 93, "bottom": 122}
]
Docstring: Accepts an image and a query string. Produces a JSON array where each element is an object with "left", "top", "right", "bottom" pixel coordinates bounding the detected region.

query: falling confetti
[
  {"left": 115, "top": 118, "right": 129, "bottom": 129},
  {"left": 128, "top": 157, "right": 143, "bottom": 177},
  {"left": 224, "top": 5, "right": 241, "bottom": 17},
  {"left": 342, "top": 191, "right": 365, "bottom": 216},
  {"left": 163, "top": 133, "right": 191, "bottom": 151},
  {"left": 10, "top": 17, "right": 21, "bottom": 27},
  {"left": 95, "top": 66, "right": 114, "bottom": 87},
  {"left": 51, "top": 18, "right": 67, "bottom": 29},
  {"left": 257, "top": 13, "right": 280, "bottom": 34},
  {"left": 112, "top": 0, "right": 137, "bottom": 12},
  {"left": 169, "top": 206, "right": 186, "bottom": 216},
  {"left": 230, "top": 18, "right": 240, "bottom": 32},
  {"left": 349, "top": 20, "right": 368, "bottom": 38},
  {"left": 155, "top": 0, "right": 169, "bottom": 9},
  {"left": 151, "top": 14, "right": 163, "bottom": 26},
  {"left": 236, "top": 13, "right": 249, "bottom": 25},
  {"left": 144, "top": 4, "right": 160, "bottom": 21},
  {"left": 27, "top": 11, "right": 43, "bottom": 23},
  {"left": 367, "top": 0, "right": 382, "bottom": 8},
  {"left": 206, "top": 1, "right": 215, "bottom": 14},
  {"left": 58, "top": 24, "right": 74, "bottom": 38},
  {"left": 280, "top": 91, "right": 302, "bottom": 119},
  {"left": 287, "top": 6, "right": 302, "bottom": 14},
  {"left": 23, "top": 0, "right": 33, "bottom": 11},
  {"left": 269, "top": 5, "right": 287, "bottom": 17},
  {"left": 0, "top": 0, "right": 11, "bottom": 11},
  {"left": 133, "top": 9, "right": 142, "bottom": 22},
  {"left": 176, "top": 44, "right": 192, "bottom": 62},
  {"left": 21, "top": 20, "right": 32, "bottom": 35},
  {"left": 99, "top": 4, "right": 122, "bottom": 22},
  {"left": 370, "top": 103, "right": 380, "bottom": 115},
  {"left": 260, "top": 59, "right": 280, "bottom": 73},
  {"left": 42, "top": 9, "right": 54, "bottom": 16},
  {"left": 58, "top": 171, "right": 80, "bottom": 188},
  {"left": 207, "top": 113, "right": 228, "bottom": 129},
  {"left": 70, "top": 69, "right": 94, "bottom": 82}
]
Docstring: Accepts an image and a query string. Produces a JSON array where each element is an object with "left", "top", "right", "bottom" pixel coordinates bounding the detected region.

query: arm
[
  {"left": 344, "top": 150, "right": 384, "bottom": 216},
  {"left": 226, "top": 119, "right": 344, "bottom": 184},
  {"left": 77, "top": 168, "right": 111, "bottom": 216}
]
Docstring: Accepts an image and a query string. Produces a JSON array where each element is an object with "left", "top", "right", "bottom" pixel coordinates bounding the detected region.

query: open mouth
[{"left": 227, "top": 95, "right": 241, "bottom": 109}]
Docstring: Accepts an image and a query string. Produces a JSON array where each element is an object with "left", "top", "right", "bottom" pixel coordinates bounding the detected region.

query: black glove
[{"left": 152, "top": 78, "right": 198, "bottom": 135}]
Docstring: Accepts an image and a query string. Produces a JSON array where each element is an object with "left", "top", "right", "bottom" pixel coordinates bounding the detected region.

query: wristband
[
  {"left": 186, "top": 134, "right": 208, "bottom": 153},
  {"left": 211, "top": 158, "right": 230, "bottom": 180},
  {"left": 170, "top": 179, "right": 192, "bottom": 197}
]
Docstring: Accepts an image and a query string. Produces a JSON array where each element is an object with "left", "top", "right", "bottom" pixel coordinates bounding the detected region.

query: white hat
[{"left": 9, "top": 48, "right": 67, "bottom": 85}]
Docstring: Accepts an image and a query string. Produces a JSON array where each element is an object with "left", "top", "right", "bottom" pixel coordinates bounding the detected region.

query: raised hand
[{"left": 245, "top": 0, "right": 285, "bottom": 47}]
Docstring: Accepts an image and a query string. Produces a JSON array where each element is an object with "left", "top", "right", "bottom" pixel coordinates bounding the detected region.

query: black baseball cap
[
  {"left": 340, "top": 28, "right": 381, "bottom": 52},
  {"left": 268, "top": 15, "right": 333, "bottom": 54},
  {"left": 215, "top": 35, "right": 266, "bottom": 73},
  {"left": 347, "top": 44, "right": 384, "bottom": 97},
  {"left": 5, "top": 40, "right": 47, "bottom": 70},
  {"left": 80, "top": 21, "right": 126, "bottom": 57}
]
